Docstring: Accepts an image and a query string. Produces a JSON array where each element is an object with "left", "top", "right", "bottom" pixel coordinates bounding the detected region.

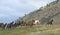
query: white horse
[{"left": 33, "top": 20, "right": 41, "bottom": 25}]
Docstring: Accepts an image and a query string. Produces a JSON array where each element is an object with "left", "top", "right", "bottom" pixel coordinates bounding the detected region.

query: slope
[{"left": 20, "top": 0, "right": 60, "bottom": 24}]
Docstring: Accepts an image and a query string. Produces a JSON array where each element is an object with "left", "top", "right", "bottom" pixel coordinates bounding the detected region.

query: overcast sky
[{"left": 0, "top": 0, "right": 56, "bottom": 23}]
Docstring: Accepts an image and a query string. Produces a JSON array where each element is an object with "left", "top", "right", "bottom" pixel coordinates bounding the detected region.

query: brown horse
[{"left": 26, "top": 20, "right": 35, "bottom": 26}]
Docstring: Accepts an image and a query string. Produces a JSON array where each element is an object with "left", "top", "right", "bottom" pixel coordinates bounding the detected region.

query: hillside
[{"left": 17, "top": 0, "right": 60, "bottom": 24}]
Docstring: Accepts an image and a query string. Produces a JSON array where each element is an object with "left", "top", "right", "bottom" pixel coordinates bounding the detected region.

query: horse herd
[{"left": 0, "top": 19, "right": 53, "bottom": 30}]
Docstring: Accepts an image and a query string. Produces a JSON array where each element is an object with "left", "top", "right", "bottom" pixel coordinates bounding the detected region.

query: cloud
[{"left": 0, "top": 0, "right": 56, "bottom": 23}]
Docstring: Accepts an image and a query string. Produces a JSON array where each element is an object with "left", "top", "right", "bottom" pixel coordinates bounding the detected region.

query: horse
[
  {"left": 26, "top": 20, "right": 35, "bottom": 26},
  {"left": 33, "top": 20, "right": 41, "bottom": 25},
  {"left": 0, "top": 23, "right": 7, "bottom": 30},
  {"left": 10, "top": 20, "right": 26, "bottom": 27},
  {"left": 6, "top": 23, "right": 13, "bottom": 29},
  {"left": 20, "top": 21, "right": 26, "bottom": 26},
  {"left": 0, "top": 23, "right": 3, "bottom": 28},
  {"left": 47, "top": 19, "right": 53, "bottom": 25},
  {"left": 5, "top": 21, "right": 15, "bottom": 29}
]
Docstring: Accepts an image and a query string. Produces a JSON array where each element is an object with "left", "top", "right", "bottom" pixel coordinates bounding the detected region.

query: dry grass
[{"left": 0, "top": 25, "right": 60, "bottom": 35}]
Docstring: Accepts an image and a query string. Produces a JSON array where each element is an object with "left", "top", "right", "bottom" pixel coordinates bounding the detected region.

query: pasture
[{"left": 0, "top": 25, "right": 60, "bottom": 35}]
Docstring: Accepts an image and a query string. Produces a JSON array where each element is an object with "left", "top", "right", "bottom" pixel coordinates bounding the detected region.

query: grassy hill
[
  {"left": 0, "top": 25, "right": 60, "bottom": 35},
  {"left": 16, "top": 0, "right": 60, "bottom": 24}
]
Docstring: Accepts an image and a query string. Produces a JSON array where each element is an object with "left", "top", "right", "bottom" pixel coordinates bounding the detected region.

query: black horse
[
  {"left": 47, "top": 19, "right": 53, "bottom": 25},
  {"left": 5, "top": 20, "right": 26, "bottom": 29},
  {"left": 0, "top": 23, "right": 3, "bottom": 28},
  {"left": 13, "top": 20, "right": 26, "bottom": 27}
]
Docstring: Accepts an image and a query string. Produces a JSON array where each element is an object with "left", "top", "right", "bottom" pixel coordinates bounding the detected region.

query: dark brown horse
[{"left": 47, "top": 19, "right": 53, "bottom": 25}]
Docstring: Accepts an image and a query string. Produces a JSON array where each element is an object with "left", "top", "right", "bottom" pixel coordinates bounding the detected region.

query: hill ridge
[{"left": 14, "top": 0, "right": 60, "bottom": 24}]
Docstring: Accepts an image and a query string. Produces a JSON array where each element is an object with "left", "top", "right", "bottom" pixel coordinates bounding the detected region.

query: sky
[{"left": 0, "top": 0, "right": 56, "bottom": 23}]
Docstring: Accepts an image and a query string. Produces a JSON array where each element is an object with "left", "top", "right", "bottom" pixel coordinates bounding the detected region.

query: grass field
[{"left": 0, "top": 25, "right": 60, "bottom": 35}]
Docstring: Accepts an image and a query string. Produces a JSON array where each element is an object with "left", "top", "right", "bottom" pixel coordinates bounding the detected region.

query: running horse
[
  {"left": 26, "top": 20, "right": 35, "bottom": 26},
  {"left": 47, "top": 19, "right": 53, "bottom": 25},
  {"left": 33, "top": 20, "right": 41, "bottom": 25}
]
